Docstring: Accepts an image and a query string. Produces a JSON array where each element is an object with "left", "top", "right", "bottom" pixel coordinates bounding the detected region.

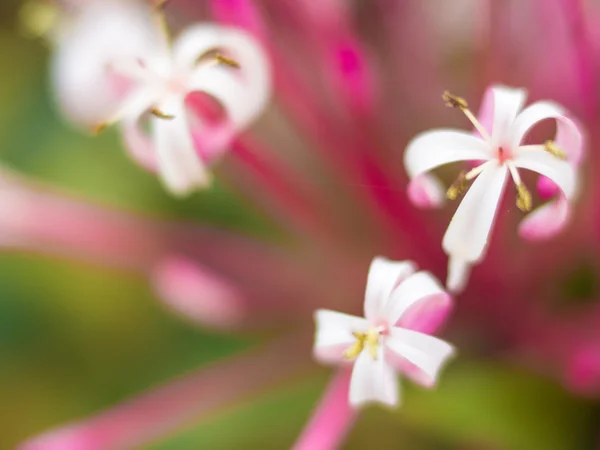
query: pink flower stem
[
  {"left": 292, "top": 368, "right": 355, "bottom": 450},
  {"left": 20, "top": 331, "right": 314, "bottom": 450},
  {"left": 558, "top": 0, "right": 597, "bottom": 120}
]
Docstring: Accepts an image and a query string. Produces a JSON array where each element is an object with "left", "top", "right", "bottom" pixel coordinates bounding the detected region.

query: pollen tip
[
  {"left": 442, "top": 91, "right": 468, "bottom": 109},
  {"left": 446, "top": 171, "right": 469, "bottom": 200},
  {"left": 92, "top": 122, "right": 109, "bottom": 135},
  {"left": 544, "top": 140, "right": 566, "bottom": 160},
  {"left": 151, "top": 108, "right": 176, "bottom": 120},
  {"left": 215, "top": 53, "right": 241, "bottom": 69},
  {"left": 516, "top": 183, "right": 532, "bottom": 212}
]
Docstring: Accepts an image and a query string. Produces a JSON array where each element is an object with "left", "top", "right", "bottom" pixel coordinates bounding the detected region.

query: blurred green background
[{"left": 0, "top": 1, "right": 599, "bottom": 449}]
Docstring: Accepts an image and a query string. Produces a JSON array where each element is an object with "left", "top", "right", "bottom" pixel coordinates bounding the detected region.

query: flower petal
[
  {"left": 386, "top": 327, "right": 455, "bottom": 387},
  {"left": 313, "top": 309, "right": 369, "bottom": 365},
  {"left": 51, "top": 1, "right": 166, "bottom": 128},
  {"left": 383, "top": 271, "right": 451, "bottom": 329},
  {"left": 407, "top": 174, "right": 446, "bottom": 209},
  {"left": 152, "top": 97, "right": 212, "bottom": 196},
  {"left": 487, "top": 85, "right": 527, "bottom": 145},
  {"left": 182, "top": 27, "right": 271, "bottom": 129},
  {"left": 518, "top": 195, "right": 570, "bottom": 241},
  {"left": 363, "top": 257, "right": 417, "bottom": 321},
  {"left": 349, "top": 348, "right": 398, "bottom": 408},
  {"left": 512, "top": 149, "right": 577, "bottom": 199},
  {"left": 404, "top": 130, "right": 492, "bottom": 180},
  {"left": 510, "top": 102, "right": 583, "bottom": 164},
  {"left": 442, "top": 164, "right": 508, "bottom": 292}
]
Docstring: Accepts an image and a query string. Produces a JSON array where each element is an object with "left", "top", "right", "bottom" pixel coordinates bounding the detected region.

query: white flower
[
  {"left": 102, "top": 23, "right": 271, "bottom": 196},
  {"left": 313, "top": 257, "right": 455, "bottom": 408},
  {"left": 51, "top": 0, "right": 166, "bottom": 129},
  {"left": 404, "top": 85, "right": 583, "bottom": 293}
]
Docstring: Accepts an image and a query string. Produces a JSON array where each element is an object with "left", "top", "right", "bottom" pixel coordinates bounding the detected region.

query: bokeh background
[{"left": 1, "top": 0, "right": 600, "bottom": 449}]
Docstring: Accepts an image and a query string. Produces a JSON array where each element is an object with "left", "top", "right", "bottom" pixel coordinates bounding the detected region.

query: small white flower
[
  {"left": 313, "top": 257, "right": 455, "bottom": 408},
  {"left": 102, "top": 23, "right": 271, "bottom": 196},
  {"left": 404, "top": 85, "right": 583, "bottom": 293}
]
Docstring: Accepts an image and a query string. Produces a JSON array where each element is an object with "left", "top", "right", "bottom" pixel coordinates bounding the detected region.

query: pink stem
[
  {"left": 559, "top": 0, "right": 597, "bottom": 120},
  {"left": 293, "top": 368, "right": 355, "bottom": 450},
  {"left": 20, "top": 332, "right": 313, "bottom": 450}
]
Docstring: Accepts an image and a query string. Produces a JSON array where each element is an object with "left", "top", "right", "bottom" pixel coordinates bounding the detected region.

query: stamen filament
[
  {"left": 442, "top": 91, "right": 492, "bottom": 142},
  {"left": 465, "top": 160, "right": 494, "bottom": 181},
  {"left": 151, "top": 108, "right": 176, "bottom": 120},
  {"left": 447, "top": 170, "right": 469, "bottom": 200}
]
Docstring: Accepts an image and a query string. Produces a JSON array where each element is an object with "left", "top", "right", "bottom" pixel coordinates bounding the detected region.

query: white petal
[
  {"left": 512, "top": 149, "right": 577, "bottom": 200},
  {"left": 182, "top": 27, "right": 271, "bottom": 129},
  {"left": 386, "top": 327, "right": 455, "bottom": 387},
  {"left": 518, "top": 195, "right": 570, "bottom": 241},
  {"left": 404, "top": 130, "right": 492, "bottom": 180},
  {"left": 152, "top": 97, "right": 212, "bottom": 196},
  {"left": 446, "top": 255, "right": 472, "bottom": 294},
  {"left": 172, "top": 24, "right": 230, "bottom": 71},
  {"left": 118, "top": 87, "right": 160, "bottom": 171},
  {"left": 488, "top": 85, "right": 527, "bottom": 145},
  {"left": 349, "top": 348, "right": 398, "bottom": 408},
  {"left": 313, "top": 309, "right": 369, "bottom": 365},
  {"left": 510, "top": 102, "right": 583, "bottom": 164},
  {"left": 51, "top": 0, "right": 166, "bottom": 128},
  {"left": 442, "top": 164, "right": 508, "bottom": 283},
  {"left": 383, "top": 271, "right": 450, "bottom": 327},
  {"left": 364, "top": 257, "right": 417, "bottom": 321}
]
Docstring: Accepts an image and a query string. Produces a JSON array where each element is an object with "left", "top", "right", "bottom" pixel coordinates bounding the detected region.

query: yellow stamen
[
  {"left": 446, "top": 170, "right": 470, "bottom": 200},
  {"left": 92, "top": 122, "right": 109, "bottom": 135},
  {"left": 344, "top": 329, "right": 381, "bottom": 361},
  {"left": 344, "top": 332, "right": 365, "bottom": 360},
  {"left": 516, "top": 183, "right": 532, "bottom": 212},
  {"left": 151, "top": 108, "right": 176, "bottom": 120},
  {"left": 544, "top": 140, "right": 566, "bottom": 160},
  {"left": 443, "top": 91, "right": 468, "bottom": 109},
  {"left": 214, "top": 53, "right": 241, "bottom": 69},
  {"left": 442, "top": 91, "right": 491, "bottom": 141},
  {"left": 155, "top": 0, "right": 171, "bottom": 10}
]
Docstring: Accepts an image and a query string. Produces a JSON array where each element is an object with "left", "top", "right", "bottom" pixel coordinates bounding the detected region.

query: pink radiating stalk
[
  {"left": 229, "top": 137, "right": 340, "bottom": 246},
  {"left": 292, "top": 369, "right": 355, "bottom": 450},
  {"left": 208, "top": 0, "right": 442, "bottom": 266},
  {"left": 20, "top": 332, "right": 312, "bottom": 450},
  {"left": 152, "top": 256, "right": 246, "bottom": 329},
  {"left": 558, "top": 0, "right": 597, "bottom": 120}
]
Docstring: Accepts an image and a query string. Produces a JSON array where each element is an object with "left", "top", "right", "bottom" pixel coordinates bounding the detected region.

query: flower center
[{"left": 344, "top": 327, "right": 384, "bottom": 361}]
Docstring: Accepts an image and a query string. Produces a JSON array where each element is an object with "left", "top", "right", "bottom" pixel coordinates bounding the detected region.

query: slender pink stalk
[
  {"left": 292, "top": 368, "right": 355, "bottom": 450},
  {"left": 558, "top": 0, "right": 597, "bottom": 119},
  {"left": 20, "top": 332, "right": 313, "bottom": 450}
]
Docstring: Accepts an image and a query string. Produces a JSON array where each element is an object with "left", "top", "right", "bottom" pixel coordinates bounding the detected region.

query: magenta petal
[
  {"left": 396, "top": 291, "right": 453, "bottom": 335},
  {"left": 536, "top": 175, "right": 560, "bottom": 200},
  {"left": 518, "top": 196, "right": 570, "bottom": 241},
  {"left": 407, "top": 175, "right": 445, "bottom": 209}
]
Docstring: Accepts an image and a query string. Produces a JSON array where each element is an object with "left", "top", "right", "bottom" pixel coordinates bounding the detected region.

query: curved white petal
[
  {"left": 518, "top": 195, "right": 570, "bottom": 241},
  {"left": 118, "top": 87, "right": 160, "bottom": 171},
  {"left": 446, "top": 255, "right": 472, "bottom": 294},
  {"left": 442, "top": 164, "right": 508, "bottom": 287},
  {"left": 152, "top": 97, "right": 212, "bottom": 196},
  {"left": 364, "top": 257, "right": 417, "bottom": 321},
  {"left": 404, "top": 130, "right": 491, "bottom": 179},
  {"left": 349, "top": 348, "right": 398, "bottom": 408},
  {"left": 383, "top": 271, "right": 450, "bottom": 327},
  {"left": 313, "top": 309, "right": 369, "bottom": 365},
  {"left": 510, "top": 102, "right": 583, "bottom": 164},
  {"left": 386, "top": 328, "right": 455, "bottom": 387},
  {"left": 182, "top": 26, "right": 271, "bottom": 129},
  {"left": 512, "top": 149, "right": 577, "bottom": 200},
  {"left": 407, "top": 174, "right": 446, "bottom": 209},
  {"left": 488, "top": 85, "right": 527, "bottom": 145},
  {"left": 51, "top": 0, "right": 166, "bottom": 128}
]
